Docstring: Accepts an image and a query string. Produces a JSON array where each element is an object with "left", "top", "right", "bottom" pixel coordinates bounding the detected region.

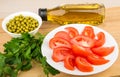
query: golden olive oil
[{"left": 39, "top": 3, "right": 105, "bottom": 25}]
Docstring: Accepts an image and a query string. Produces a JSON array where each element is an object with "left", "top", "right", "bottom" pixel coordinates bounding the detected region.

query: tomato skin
[
  {"left": 65, "top": 27, "right": 79, "bottom": 38},
  {"left": 71, "top": 44, "right": 92, "bottom": 57},
  {"left": 94, "top": 32, "right": 105, "bottom": 47},
  {"left": 91, "top": 46, "right": 114, "bottom": 56},
  {"left": 87, "top": 54, "right": 109, "bottom": 65},
  {"left": 64, "top": 55, "right": 75, "bottom": 70},
  {"left": 71, "top": 35, "right": 95, "bottom": 48},
  {"left": 49, "top": 37, "right": 71, "bottom": 49},
  {"left": 52, "top": 47, "right": 73, "bottom": 62},
  {"left": 81, "top": 26, "right": 95, "bottom": 39},
  {"left": 54, "top": 31, "right": 71, "bottom": 41},
  {"left": 75, "top": 57, "right": 93, "bottom": 72}
]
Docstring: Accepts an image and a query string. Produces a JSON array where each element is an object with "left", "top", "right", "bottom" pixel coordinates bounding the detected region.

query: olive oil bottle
[{"left": 39, "top": 3, "right": 105, "bottom": 25}]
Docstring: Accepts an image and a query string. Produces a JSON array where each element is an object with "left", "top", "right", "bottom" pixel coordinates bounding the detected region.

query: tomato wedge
[
  {"left": 52, "top": 47, "right": 73, "bottom": 62},
  {"left": 71, "top": 44, "right": 92, "bottom": 57},
  {"left": 71, "top": 35, "right": 95, "bottom": 48},
  {"left": 65, "top": 27, "right": 79, "bottom": 38},
  {"left": 92, "top": 46, "right": 114, "bottom": 56},
  {"left": 54, "top": 31, "right": 71, "bottom": 41},
  {"left": 94, "top": 32, "right": 105, "bottom": 47},
  {"left": 64, "top": 55, "right": 75, "bottom": 70},
  {"left": 49, "top": 37, "right": 71, "bottom": 49},
  {"left": 75, "top": 57, "right": 93, "bottom": 72},
  {"left": 81, "top": 26, "right": 95, "bottom": 39},
  {"left": 87, "top": 54, "right": 109, "bottom": 65}
]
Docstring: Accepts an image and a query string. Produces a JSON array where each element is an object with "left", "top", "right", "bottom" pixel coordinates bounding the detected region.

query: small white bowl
[{"left": 2, "top": 11, "right": 42, "bottom": 38}]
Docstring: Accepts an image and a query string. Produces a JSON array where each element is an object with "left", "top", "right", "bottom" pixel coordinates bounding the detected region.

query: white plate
[{"left": 41, "top": 24, "right": 119, "bottom": 75}]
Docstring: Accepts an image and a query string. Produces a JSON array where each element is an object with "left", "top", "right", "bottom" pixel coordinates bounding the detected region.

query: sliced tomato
[
  {"left": 54, "top": 31, "right": 71, "bottom": 41},
  {"left": 81, "top": 26, "right": 95, "bottom": 39},
  {"left": 49, "top": 37, "right": 71, "bottom": 49},
  {"left": 49, "top": 26, "right": 114, "bottom": 72},
  {"left": 52, "top": 47, "right": 73, "bottom": 62},
  {"left": 71, "top": 35, "right": 95, "bottom": 48},
  {"left": 75, "top": 56, "right": 93, "bottom": 72},
  {"left": 94, "top": 32, "right": 105, "bottom": 47},
  {"left": 71, "top": 44, "right": 92, "bottom": 57},
  {"left": 64, "top": 55, "right": 75, "bottom": 70},
  {"left": 87, "top": 54, "right": 109, "bottom": 65},
  {"left": 92, "top": 46, "right": 114, "bottom": 56},
  {"left": 65, "top": 27, "right": 79, "bottom": 38}
]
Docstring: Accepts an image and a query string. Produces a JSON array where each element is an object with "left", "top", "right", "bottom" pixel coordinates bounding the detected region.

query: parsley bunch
[{"left": 0, "top": 33, "right": 60, "bottom": 77}]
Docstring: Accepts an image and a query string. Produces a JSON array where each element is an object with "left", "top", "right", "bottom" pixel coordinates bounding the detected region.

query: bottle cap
[{"left": 38, "top": 8, "right": 47, "bottom": 21}]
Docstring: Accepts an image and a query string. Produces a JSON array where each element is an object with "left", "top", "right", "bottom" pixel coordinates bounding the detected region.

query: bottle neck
[{"left": 38, "top": 8, "right": 47, "bottom": 21}]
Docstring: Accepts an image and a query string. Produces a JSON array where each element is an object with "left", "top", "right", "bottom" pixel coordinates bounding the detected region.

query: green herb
[{"left": 0, "top": 33, "right": 60, "bottom": 77}]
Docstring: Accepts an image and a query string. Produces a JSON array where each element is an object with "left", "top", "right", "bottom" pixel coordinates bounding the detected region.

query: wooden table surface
[{"left": 0, "top": 7, "right": 120, "bottom": 77}]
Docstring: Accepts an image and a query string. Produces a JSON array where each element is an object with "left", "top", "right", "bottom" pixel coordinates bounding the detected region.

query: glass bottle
[{"left": 38, "top": 3, "right": 105, "bottom": 25}]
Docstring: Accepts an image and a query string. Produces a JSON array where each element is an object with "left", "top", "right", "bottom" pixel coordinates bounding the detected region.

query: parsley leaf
[{"left": 0, "top": 33, "right": 60, "bottom": 77}]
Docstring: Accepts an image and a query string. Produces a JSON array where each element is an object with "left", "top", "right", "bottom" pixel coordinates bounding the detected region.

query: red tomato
[
  {"left": 81, "top": 26, "right": 95, "bottom": 39},
  {"left": 52, "top": 47, "right": 73, "bottom": 62},
  {"left": 71, "top": 35, "right": 95, "bottom": 48},
  {"left": 75, "top": 57, "right": 93, "bottom": 72},
  {"left": 71, "top": 44, "right": 92, "bottom": 57},
  {"left": 65, "top": 27, "right": 79, "bottom": 38},
  {"left": 94, "top": 32, "right": 105, "bottom": 47},
  {"left": 64, "top": 55, "right": 75, "bottom": 70},
  {"left": 49, "top": 37, "right": 71, "bottom": 49},
  {"left": 54, "top": 31, "right": 71, "bottom": 41},
  {"left": 92, "top": 46, "right": 114, "bottom": 56},
  {"left": 87, "top": 54, "right": 109, "bottom": 65}
]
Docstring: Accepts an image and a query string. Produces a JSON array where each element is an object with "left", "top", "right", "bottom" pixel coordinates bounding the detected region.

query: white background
[{"left": 0, "top": 0, "right": 120, "bottom": 18}]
